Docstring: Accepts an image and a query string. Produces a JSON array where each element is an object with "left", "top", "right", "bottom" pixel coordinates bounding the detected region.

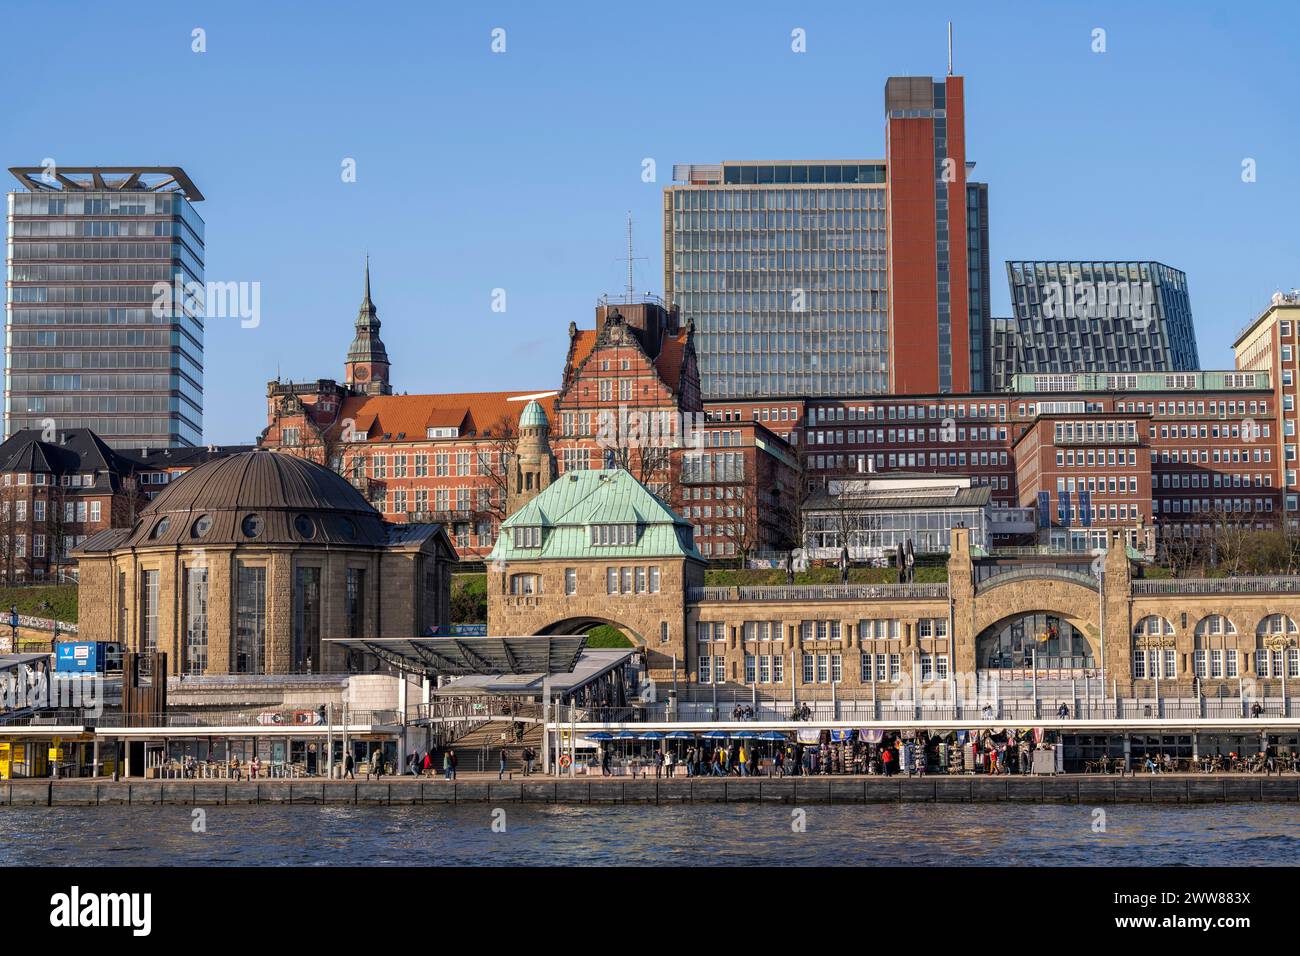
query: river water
[{"left": 1, "top": 804, "right": 1298, "bottom": 866}]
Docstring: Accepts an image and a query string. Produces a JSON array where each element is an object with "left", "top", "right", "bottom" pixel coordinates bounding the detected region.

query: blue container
[{"left": 55, "top": 642, "right": 103, "bottom": 673}]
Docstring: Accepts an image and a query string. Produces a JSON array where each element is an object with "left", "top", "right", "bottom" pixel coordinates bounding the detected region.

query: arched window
[
  {"left": 1132, "top": 616, "right": 1175, "bottom": 680},
  {"left": 1134, "top": 615, "right": 1174, "bottom": 637},
  {"left": 1256, "top": 615, "right": 1299, "bottom": 679},
  {"left": 1193, "top": 616, "right": 1241, "bottom": 679},
  {"left": 1194, "top": 614, "right": 1237, "bottom": 638}
]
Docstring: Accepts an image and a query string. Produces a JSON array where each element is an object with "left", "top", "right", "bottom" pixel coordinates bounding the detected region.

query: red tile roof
[{"left": 330, "top": 390, "right": 557, "bottom": 442}]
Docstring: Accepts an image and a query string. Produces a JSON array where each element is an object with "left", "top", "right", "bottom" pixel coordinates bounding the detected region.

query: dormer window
[
  {"left": 427, "top": 426, "right": 459, "bottom": 439},
  {"left": 589, "top": 523, "right": 636, "bottom": 546},
  {"left": 512, "top": 526, "right": 542, "bottom": 548}
]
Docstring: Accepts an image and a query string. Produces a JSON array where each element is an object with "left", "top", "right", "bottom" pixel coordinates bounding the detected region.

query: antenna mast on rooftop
[
  {"left": 947, "top": 21, "right": 953, "bottom": 75},
  {"left": 626, "top": 211, "right": 634, "bottom": 303}
]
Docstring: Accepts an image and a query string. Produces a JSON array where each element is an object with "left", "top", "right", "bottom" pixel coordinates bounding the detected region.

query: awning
[{"left": 322, "top": 635, "right": 586, "bottom": 677}]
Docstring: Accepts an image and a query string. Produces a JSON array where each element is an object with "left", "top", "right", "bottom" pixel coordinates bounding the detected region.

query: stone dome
[
  {"left": 125, "top": 449, "right": 389, "bottom": 548},
  {"left": 518, "top": 399, "right": 549, "bottom": 430}
]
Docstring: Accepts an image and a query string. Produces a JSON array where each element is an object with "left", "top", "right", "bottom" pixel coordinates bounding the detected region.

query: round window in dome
[
  {"left": 241, "top": 514, "right": 264, "bottom": 538},
  {"left": 191, "top": 514, "right": 213, "bottom": 538},
  {"left": 150, "top": 516, "right": 171, "bottom": 539},
  {"left": 294, "top": 514, "right": 316, "bottom": 539},
  {"left": 340, "top": 517, "right": 358, "bottom": 541}
]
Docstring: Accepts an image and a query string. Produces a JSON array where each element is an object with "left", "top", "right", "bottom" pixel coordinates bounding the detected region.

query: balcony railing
[
  {"left": 687, "top": 583, "right": 949, "bottom": 603},
  {"left": 1132, "top": 576, "right": 1300, "bottom": 596}
]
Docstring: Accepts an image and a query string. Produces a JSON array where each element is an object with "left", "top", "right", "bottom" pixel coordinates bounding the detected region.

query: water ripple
[{"left": 0, "top": 804, "right": 1296, "bottom": 866}]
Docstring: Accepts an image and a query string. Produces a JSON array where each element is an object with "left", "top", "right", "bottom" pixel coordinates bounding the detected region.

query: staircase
[{"left": 442, "top": 719, "right": 543, "bottom": 773}]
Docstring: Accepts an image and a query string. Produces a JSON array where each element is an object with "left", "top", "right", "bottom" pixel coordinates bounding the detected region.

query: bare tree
[
  {"left": 713, "top": 480, "right": 760, "bottom": 566},
  {"left": 473, "top": 414, "right": 519, "bottom": 526}
]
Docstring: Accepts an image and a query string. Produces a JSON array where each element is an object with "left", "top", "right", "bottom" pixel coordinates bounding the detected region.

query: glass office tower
[
  {"left": 665, "top": 161, "right": 890, "bottom": 399},
  {"left": 5, "top": 166, "right": 205, "bottom": 448},
  {"left": 1005, "top": 260, "right": 1200, "bottom": 378}
]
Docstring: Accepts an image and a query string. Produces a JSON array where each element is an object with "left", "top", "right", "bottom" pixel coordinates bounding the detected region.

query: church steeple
[{"left": 344, "top": 257, "right": 392, "bottom": 395}]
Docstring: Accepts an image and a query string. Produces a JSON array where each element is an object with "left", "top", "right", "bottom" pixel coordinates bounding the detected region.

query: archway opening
[
  {"left": 976, "top": 611, "right": 1096, "bottom": 671},
  {"left": 536, "top": 616, "right": 642, "bottom": 648}
]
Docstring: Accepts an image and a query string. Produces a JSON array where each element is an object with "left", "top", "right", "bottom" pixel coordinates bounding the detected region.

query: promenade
[{"left": 7, "top": 772, "right": 1300, "bottom": 806}]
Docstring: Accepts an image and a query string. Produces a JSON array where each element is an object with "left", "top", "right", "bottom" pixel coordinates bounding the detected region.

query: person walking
[
  {"left": 498, "top": 749, "right": 508, "bottom": 781},
  {"left": 443, "top": 750, "right": 452, "bottom": 781},
  {"left": 653, "top": 749, "right": 664, "bottom": 779},
  {"left": 881, "top": 746, "right": 894, "bottom": 777},
  {"left": 421, "top": 750, "right": 433, "bottom": 775},
  {"left": 664, "top": 749, "right": 676, "bottom": 778},
  {"left": 343, "top": 752, "right": 355, "bottom": 779}
]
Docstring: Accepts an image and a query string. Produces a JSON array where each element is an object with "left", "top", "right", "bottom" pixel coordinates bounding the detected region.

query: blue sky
[{"left": 4, "top": 1, "right": 1298, "bottom": 443}]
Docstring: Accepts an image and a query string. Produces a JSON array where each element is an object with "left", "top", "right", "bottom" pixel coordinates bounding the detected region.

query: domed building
[{"left": 73, "top": 450, "right": 457, "bottom": 675}]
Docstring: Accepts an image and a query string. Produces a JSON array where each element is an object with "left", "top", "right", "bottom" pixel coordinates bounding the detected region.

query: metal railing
[
  {"left": 0, "top": 708, "right": 401, "bottom": 728},
  {"left": 989, "top": 545, "right": 1097, "bottom": 557},
  {"left": 1132, "top": 576, "right": 1300, "bottom": 595},
  {"left": 687, "top": 583, "right": 949, "bottom": 603},
  {"left": 168, "top": 674, "right": 348, "bottom": 688},
  {"left": 976, "top": 567, "right": 1099, "bottom": 594},
  {"left": 556, "top": 694, "right": 1300, "bottom": 725}
]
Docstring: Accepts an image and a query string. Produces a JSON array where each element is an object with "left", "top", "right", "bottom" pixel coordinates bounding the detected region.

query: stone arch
[
  {"left": 535, "top": 616, "right": 646, "bottom": 647},
  {"left": 1192, "top": 612, "right": 1240, "bottom": 639},
  {"left": 971, "top": 574, "right": 1101, "bottom": 639}
]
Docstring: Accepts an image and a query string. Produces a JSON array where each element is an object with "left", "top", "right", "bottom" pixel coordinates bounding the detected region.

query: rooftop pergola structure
[{"left": 7, "top": 165, "right": 204, "bottom": 201}]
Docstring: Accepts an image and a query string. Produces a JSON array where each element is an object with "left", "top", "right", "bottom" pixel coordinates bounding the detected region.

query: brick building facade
[
  {"left": 260, "top": 275, "right": 799, "bottom": 561},
  {"left": 0, "top": 428, "right": 146, "bottom": 583}
]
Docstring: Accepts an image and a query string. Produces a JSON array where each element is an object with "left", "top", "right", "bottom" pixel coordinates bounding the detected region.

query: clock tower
[{"left": 344, "top": 258, "right": 392, "bottom": 396}]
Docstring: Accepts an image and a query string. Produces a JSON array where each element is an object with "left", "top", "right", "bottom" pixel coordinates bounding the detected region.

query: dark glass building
[
  {"left": 5, "top": 166, "right": 205, "bottom": 448},
  {"left": 1002, "top": 260, "right": 1201, "bottom": 388}
]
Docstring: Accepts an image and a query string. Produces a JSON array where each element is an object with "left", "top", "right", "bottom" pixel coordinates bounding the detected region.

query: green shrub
[
  {"left": 585, "top": 624, "right": 633, "bottom": 648},
  {"left": 450, "top": 574, "right": 487, "bottom": 624},
  {"left": 0, "top": 586, "right": 78, "bottom": 624}
]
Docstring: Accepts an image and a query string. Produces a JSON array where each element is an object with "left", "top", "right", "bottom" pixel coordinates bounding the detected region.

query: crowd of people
[{"left": 587, "top": 729, "right": 1053, "bottom": 778}]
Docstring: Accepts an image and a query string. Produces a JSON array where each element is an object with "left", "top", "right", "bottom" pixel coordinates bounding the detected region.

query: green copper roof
[
  {"left": 489, "top": 468, "right": 704, "bottom": 563},
  {"left": 519, "top": 399, "right": 548, "bottom": 430}
]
